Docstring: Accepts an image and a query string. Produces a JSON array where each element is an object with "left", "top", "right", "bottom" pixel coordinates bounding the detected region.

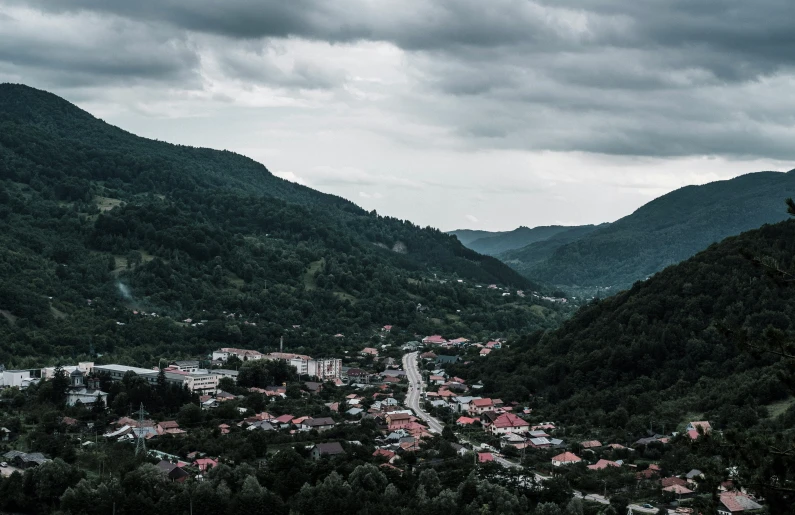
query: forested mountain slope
[
  {"left": 506, "top": 171, "right": 795, "bottom": 290},
  {"left": 457, "top": 225, "right": 597, "bottom": 256},
  {"left": 498, "top": 224, "right": 606, "bottom": 267},
  {"left": 454, "top": 217, "right": 795, "bottom": 435},
  {"left": 0, "top": 84, "right": 563, "bottom": 367}
]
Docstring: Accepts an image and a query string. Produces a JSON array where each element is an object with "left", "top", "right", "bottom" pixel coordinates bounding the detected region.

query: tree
[
  {"left": 51, "top": 366, "right": 69, "bottom": 405},
  {"left": 177, "top": 403, "right": 202, "bottom": 428}
]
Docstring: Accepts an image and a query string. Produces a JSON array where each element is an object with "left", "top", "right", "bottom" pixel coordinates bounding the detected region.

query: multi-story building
[
  {"left": 41, "top": 362, "right": 94, "bottom": 379},
  {"left": 308, "top": 358, "right": 342, "bottom": 381},
  {"left": 93, "top": 364, "right": 219, "bottom": 393},
  {"left": 212, "top": 348, "right": 264, "bottom": 361}
]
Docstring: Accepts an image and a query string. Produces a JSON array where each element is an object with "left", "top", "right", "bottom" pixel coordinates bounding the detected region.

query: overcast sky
[{"left": 2, "top": 1, "right": 794, "bottom": 231}]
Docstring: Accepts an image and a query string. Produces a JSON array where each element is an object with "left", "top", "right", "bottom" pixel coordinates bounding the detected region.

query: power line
[{"left": 134, "top": 402, "right": 148, "bottom": 456}]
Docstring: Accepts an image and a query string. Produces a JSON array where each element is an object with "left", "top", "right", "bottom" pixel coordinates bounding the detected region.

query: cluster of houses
[{"left": 417, "top": 336, "right": 503, "bottom": 357}]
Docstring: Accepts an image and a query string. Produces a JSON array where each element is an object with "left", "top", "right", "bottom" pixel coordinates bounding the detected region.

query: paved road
[
  {"left": 627, "top": 504, "right": 658, "bottom": 514},
  {"left": 401, "top": 352, "right": 607, "bottom": 507},
  {"left": 402, "top": 352, "right": 444, "bottom": 433}
]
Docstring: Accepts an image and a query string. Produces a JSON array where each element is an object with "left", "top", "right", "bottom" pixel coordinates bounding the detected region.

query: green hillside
[
  {"left": 0, "top": 84, "right": 563, "bottom": 366},
  {"left": 456, "top": 216, "right": 795, "bottom": 432},
  {"left": 504, "top": 171, "right": 795, "bottom": 291}
]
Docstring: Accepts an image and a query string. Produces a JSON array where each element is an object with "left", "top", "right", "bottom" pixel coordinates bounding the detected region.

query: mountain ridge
[{"left": 503, "top": 170, "right": 795, "bottom": 291}]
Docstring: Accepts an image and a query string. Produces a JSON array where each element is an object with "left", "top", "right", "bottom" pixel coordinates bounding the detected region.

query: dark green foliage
[
  {"left": 505, "top": 171, "right": 795, "bottom": 290},
  {"left": 457, "top": 219, "right": 795, "bottom": 434},
  {"left": 0, "top": 83, "right": 566, "bottom": 366}
]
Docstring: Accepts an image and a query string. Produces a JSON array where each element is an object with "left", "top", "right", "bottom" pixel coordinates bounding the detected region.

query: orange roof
[
  {"left": 552, "top": 452, "right": 581, "bottom": 463},
  {"left": 588, "top": 459, "right": 620, "bottom": 470}
]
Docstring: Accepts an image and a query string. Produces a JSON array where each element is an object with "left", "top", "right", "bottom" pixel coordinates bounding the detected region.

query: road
[
  {"left": 402, "top": 352, "right": 444, "bottom": 433},
  {"left": 400, "top": 352, "right": 608, "bottom": 506}
]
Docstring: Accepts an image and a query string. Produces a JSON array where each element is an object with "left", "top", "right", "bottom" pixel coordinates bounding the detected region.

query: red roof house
[
  {"left": 551, "top": 452, "right": 582, "bottom": 467},
  {"left": 588, "top": 459, "right": 620, "bottom": 471}
]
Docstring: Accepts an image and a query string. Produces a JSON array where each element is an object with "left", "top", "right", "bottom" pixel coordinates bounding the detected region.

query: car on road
[
  {"left": 641, "top": 504, "right": 654, "bottom": 509},
  {"left": 0, "top": 462, "right": 7, "bottom": 468}
]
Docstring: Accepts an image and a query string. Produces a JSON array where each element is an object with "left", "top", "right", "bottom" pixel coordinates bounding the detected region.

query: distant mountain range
[
  {"left": 455, "top": 171, "right": 795, "bottom": 292},
  {"left": 449, "top": 225, "right": 605, "bottom": 256}
]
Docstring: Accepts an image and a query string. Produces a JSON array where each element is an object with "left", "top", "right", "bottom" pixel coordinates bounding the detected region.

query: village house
[
  {"left": 588, "top": 459, "right": 621, "bottom": 471},
  {"left": 435, "top": 355, "right": 461, "bottom": 366},
  {"left": 3, "top": 450, "right": 50, "bottom": 469},
  {"left": 479, "top": 348, "right": 491, "bottom": 357},
  {"left": 422, "top": 335, "right": 447, "bottom": 345},
  {"left": 580, "top": 440, "right": 602, "bottom": 450},
  {"left": 717, "top": 492, "right": 763, "bottom": 514},
  {"left": 468, "top": 398, "right": 495, "bottom": 415},
  {"left": 686, "top": 420, "right": 712, "bottom": 440},
  {"left": 489, "top": 413, "right": 530, "bottom": 435},
  {"left": 501, "top": 433, "right": 530, "bottom": 449},
  {"left": 386, "top": 413, "right": 413, "bottom": 430},
  {"left": 157, "top": 460, "right": 189, "bottom": 483},
  {"left": 301, "top": 417, "right": 336, "bottom": 432},
  {"left": 361, "top": 347, "right": 379, "bottom": 357},
  {"left": 551, "top": 452, "right": 582, "bottom": 467},
  {"left": 429, "top": 375, "right": 445, "bottom": 386},
  {"left": 310, "top": 442, "right": 346, "bottom": 460},
  {"left": 477, "top": 452, "right": 494, "bottom": 463}
]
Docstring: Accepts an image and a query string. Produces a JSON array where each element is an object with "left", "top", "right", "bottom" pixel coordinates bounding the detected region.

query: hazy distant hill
[
  {"left": 506, "top": 171, "right": 795, "bottom": 290},
  {"left": 448, "top": 229, "right": 504, "bottom": 247},
  {"left": 463, "top": 226, "right": 576, "bottom": 255},
  {"left": 499, "top": 224, "right": 606, "bottom": 268},
  {"left": 0, "top": 84, "right": 564, "bottom": 365}
]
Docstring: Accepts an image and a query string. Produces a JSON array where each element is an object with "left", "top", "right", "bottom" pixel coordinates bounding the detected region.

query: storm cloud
[{"left": 2, "top": 0, "right": 794, "bottom": 229}]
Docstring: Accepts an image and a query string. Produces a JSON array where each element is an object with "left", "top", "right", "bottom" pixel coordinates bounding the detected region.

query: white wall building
[{"left": 2, "top": 370, "right": 31, "bottom": 388}]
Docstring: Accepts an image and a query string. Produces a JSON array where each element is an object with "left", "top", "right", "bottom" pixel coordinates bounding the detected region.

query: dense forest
[
  {"left": 454, "top": 214, "right": 795, "bottom": 506},
  {"left": 0, "top": 84, "right": 568, "bottom": 367},
  {"left": 499, "top": 171, "right": 795, "bottom": 292}
]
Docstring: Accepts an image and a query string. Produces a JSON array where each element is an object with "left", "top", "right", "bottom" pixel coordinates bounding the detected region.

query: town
[{"left": 0, "top": 330, "right": 759, "bottom": 515}]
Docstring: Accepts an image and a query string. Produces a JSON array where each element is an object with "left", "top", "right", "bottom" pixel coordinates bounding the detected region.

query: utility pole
[{"left": 134, "top": 403, "right": 147, "bottom": 456}]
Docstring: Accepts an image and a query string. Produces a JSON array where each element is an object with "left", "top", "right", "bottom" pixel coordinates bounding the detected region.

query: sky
[{"left": 1, "top": 1, "right": 794, "bottom": 231}]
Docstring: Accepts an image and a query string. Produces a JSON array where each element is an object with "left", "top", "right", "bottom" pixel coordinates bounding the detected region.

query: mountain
[
  {"left": 447, "top": 229, "right": 504, "bottom": 247},
  {"left": 498, "top": 224, "right": 606, "bottom": 266},
  {"left": 454, "top": 215, "right": 795, "bottom": 435},
  {"left": 0, "top": 84, "right": 565, "bottom": 366},
  {"left": 505, "top": 171, "right": 795, "bottom": 291},
  {"left": 457, "top": 225, "right": 599, "bottom": 256}
]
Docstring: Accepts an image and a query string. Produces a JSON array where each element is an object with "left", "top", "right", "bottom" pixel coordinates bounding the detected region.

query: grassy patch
[
  {"left": 765, "top": 397, "right": 795, "bottom": 419},
  {"left": 0, "top": 309, "right": 17, "bottom": 325},
  {"left": 95, "top": 196, "right": 124, "bottom": 212},
  {"left": 333, "top": 291, "right": 357, "bottom": 304},
  {"left": 304, "top": 259, "right": 324, "bottom": 291},
  {"left": 50, "top": 305, "right": 67, "bottom": 319}
]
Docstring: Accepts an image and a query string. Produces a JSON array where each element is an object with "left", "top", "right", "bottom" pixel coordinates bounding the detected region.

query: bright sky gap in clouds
[{"left": 2, "top": 1, "right": 793, "bottom": 231}]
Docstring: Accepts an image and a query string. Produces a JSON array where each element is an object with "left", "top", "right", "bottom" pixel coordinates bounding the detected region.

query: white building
[
  {"left": 41, "top": 362, "right": 94, "bottom": 379},
  {"left": 65, "top": 369, "right": 108, "bottom": 407},
  {"left": 308, "top": 358, "right": 342, "bottom": 380},
  {"left": 212, "top": 348, "right": 264, "bottom": 361},
  {"left": 2, "top": 370, "right": 32, "bottom": 388}
]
